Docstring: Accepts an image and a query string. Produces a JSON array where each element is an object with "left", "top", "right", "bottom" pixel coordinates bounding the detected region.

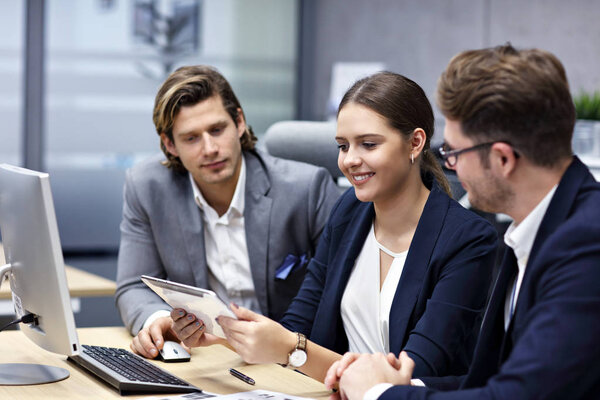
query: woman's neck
[{"left": 373, "top": 175, "right": 430, "bottom": 253}]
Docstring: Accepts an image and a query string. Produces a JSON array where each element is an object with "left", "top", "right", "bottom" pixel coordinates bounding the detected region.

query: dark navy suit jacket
[
  {"left": 382, "top": 157, "right": 600, "bottom": 399},
  {"left": 280, "top": 184, "right": 498, "bottom": 378}
]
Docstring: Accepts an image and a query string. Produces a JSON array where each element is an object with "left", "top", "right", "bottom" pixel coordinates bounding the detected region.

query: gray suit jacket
[{"left": 115, "top": 149, "right": 340, "bottom": 335}]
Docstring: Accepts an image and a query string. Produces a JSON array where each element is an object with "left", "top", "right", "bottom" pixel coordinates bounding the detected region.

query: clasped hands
[{"left": 323, "top": 351, "right": 415, "bottom": 400}]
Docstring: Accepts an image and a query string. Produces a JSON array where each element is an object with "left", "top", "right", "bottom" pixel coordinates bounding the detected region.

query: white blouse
[{"left": 341, "top": 224, "right": 408, "bottom": 353}]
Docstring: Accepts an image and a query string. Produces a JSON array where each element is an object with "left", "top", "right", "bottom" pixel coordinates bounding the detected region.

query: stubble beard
[{"left": 468, "top": 169, "right": 514, "bottom": 214}]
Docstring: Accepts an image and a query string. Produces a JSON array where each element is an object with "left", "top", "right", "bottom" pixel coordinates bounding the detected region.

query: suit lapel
[
  {"left": 243, "top": 151, "right": 273, "bottom": 315},
  {"left": 463, "top": 248, "right": 518, "bottom": 388},
  {"left": 388, "top": 187, "right": 449, "bottom": 354},
  {"left": 507, "top": 157, "right": 587, "bottom": 346},
  {"left": 523, "top": 157, "right": 586, "bottom": 276},
  {"left": 317, "top": 199, "right": 374, "bottom": 352},
  {"left": 174, "top": 172, "right": 209, "bottom": 289}
]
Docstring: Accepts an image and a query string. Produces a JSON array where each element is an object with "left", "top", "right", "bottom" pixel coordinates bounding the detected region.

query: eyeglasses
[{"left": 438, "top": 141, "right": 519, "bottom": 168}]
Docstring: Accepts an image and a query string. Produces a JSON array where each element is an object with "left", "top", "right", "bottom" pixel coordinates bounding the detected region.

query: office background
[{"left": 0, "top": 0, "right": 599, "bottom": 327}]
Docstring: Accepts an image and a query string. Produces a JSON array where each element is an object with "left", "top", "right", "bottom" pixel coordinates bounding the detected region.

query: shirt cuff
[
  {"left": 363, "top": 383, "right": 393, "bottom": 400},
  {"left": 410, "top": 379, "right": 425, "bottom": 387},
  {"left": 142, "top": 309, "right": 171, "bottom": 330}
]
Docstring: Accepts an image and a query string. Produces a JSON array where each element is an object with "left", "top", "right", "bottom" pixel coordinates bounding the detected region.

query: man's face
[
  {"left": 161, "top": 95, "right": 245, "bottom": 192},
  {"left": 444, "top": 119, "right": 512, "bottom": 214}
]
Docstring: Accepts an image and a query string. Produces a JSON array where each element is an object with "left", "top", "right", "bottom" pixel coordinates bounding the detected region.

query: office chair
[{"left": 263, "top": 120, "right": 344, "bottom": 182}]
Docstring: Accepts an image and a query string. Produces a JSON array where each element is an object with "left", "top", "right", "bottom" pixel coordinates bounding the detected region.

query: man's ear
[
  {"left": 235, "top": 108, "right": 247, "bottom": 139},
  {"left": 160, "top": 133, "right": 179, "bottom": 157},
  {"left": 490, "top": 142, "right": 518, "bottom": 177}
]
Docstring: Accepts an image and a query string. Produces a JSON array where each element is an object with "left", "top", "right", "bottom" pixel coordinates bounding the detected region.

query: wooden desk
[
  {"left": 0, "top": 327, "right": 330, "bottom": 399},
  {"left": 0, "top": 243, "right": 116, "bottom": 299}
]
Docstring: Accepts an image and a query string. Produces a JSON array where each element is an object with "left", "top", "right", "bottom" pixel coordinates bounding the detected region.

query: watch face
[{"left": 289, "top": 349, "right": 307, "bottom": 367}]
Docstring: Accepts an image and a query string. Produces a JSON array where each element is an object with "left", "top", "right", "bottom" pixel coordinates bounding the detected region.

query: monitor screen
[{"left": 0, "top": 164, "right": 80, "bottom": 383}]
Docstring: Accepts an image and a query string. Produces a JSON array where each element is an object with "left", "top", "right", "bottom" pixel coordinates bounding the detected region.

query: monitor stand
[
  {"left": 0, "top": 264, "right": 69, "bottom": 385},
  {"left": 0, "top": 363, "right": 69, "bottom": 385}
]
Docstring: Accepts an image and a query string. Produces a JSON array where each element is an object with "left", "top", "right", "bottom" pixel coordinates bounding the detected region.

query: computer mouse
[{"left": 158, "top": 341, "right": 191, "bottom": 363}]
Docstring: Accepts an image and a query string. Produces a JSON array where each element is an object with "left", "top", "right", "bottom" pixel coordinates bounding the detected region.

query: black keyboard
[{"left": 68, "top": 344, "right": 203, "bottom": 395}]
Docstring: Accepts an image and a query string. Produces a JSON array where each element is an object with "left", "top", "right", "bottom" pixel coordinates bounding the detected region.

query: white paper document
[
  {"left": 141, "top": 275, "right": 236, "bottom": 338},
  {"left": 144, "top": 389, "right": 316, "bottom": 400}
]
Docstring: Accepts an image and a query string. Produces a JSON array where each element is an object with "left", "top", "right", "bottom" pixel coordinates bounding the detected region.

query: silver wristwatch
[{"left": 286, "top": 332, "right": 307, "bottom": 368}]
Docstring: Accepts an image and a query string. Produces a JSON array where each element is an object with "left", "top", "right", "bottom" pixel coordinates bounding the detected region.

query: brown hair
[
  {"left": 338, "top": 71, "right": 451, "bottom": 195},
  {"left": 153, "top": 65, "right": 257, "bottom": 172},
  {"left": 437, "top": 44, "right": 575, "bottom": 167}
]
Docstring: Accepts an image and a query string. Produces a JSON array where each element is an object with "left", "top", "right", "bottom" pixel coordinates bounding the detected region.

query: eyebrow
[
  {"left": 335, "top": 133, "right": 383, "bottom": 141},
  {"left": 441, "top": 140, "right": 457, "bottom": 149},
  {"left": 175, "top": 119, "right": 229, "bottom": 137}
]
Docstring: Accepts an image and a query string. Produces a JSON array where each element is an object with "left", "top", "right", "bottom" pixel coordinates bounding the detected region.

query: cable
[{"left": 0, "top": 313, "right": 38, "bottom": 332}]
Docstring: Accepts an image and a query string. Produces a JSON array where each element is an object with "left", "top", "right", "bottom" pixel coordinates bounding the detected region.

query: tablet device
[{"left": 141, "top": 275, "right": 236, "bottom": 338}]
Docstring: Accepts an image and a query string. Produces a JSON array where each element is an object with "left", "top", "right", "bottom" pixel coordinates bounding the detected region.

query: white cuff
[
  {"left": 363, "top": 383, "right": 393, "bottom": 400},
  {"left": 410, "top": 379, "right": 425, "bottom": 387},
  {"left": 142, "top": 309, "right": 171, "bottom": 330}
]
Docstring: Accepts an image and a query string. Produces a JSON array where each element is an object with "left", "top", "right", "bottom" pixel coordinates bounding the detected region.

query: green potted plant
[{"left": 572, "top": 91, "right": 600, "bottom": 158}]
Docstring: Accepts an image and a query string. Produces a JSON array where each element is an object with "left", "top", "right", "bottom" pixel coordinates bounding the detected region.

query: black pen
[{"left": 229, "top": 368, "right": 255, "bottom": 385}]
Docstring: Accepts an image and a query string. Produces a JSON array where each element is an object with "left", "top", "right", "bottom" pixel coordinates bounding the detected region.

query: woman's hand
[
  {"left": 170, "top": 308, "right": 227, "bottom": 348},
  {"left": 217, "top": 303, "right": 297, "bottom": 364}
]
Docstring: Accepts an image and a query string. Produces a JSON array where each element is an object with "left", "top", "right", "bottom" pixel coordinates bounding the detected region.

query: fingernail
[
  {"left": 232, "top": 302, "right": 239, "bottom": 309},
  {"left": 150, "top": 348, "right": 157, "bottom": 355},
  {"left": 178, "top": 310, "right": 185, "bottom": 316},
  {"left": 187, "top": 314, "right": 194, "bottom": 321},
  {"left": 156, "top": 339, "right": 162, "bottom": 346}
]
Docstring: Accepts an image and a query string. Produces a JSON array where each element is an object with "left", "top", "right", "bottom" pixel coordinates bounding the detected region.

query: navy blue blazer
[
  {"left": 382, "top": 157, "right": 600, "bottom": 399},
  {"left": 280, "top": 184, "right": 498, "bottom": 378}
]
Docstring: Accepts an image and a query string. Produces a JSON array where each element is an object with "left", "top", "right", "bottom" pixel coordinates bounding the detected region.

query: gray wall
[{"left": 298, "top": 0, "right": 600, "bottom": 142}]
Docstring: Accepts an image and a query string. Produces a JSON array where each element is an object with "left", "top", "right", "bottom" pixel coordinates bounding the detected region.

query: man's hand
[
  {"left": 171, "top": 308, "right": 227, "bottom": 348},
  {"left": 324, "top": 352, "right": 361, "bottom": 390},
  {"left": 217, "top": 303, "right": 297, "bottom": 364},
  {"left": 325, "top": 352, "right": 402, "bottom": 391},
  {"left": 130, "top": 316, "right": 179, "bottom": 358},
  {"left": 336, "top": 352, "right": 415, "bottom": 400}
]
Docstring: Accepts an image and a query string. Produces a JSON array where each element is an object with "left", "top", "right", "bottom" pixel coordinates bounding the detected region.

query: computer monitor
[{"left": 0, "top": 164, "right": 81, "bottom": 385}]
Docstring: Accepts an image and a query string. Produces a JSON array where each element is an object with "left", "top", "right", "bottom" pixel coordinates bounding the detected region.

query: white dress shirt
[
  {"left": 364, "top": 185, "right": 558, "bottom": 400},
  {"left": 341, "top": 224, "right": 408, "bottom": 354},
  {"left": 143, "top": 158, "right": 259, "bottom": 329},
  {"left": 503, "top": 185, "right": 557, "bottom": 329}
]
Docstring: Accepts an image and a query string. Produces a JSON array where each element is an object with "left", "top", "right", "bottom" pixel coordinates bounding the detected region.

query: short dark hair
[
  {"left": 338, "top": 71, "right": 451, "bottom": 195},
  {"left": 437, "top": 44, "right": 575, "bottom": 167},
  {"left": 153, "top": 65, "right": 257, "bottom": 172}
]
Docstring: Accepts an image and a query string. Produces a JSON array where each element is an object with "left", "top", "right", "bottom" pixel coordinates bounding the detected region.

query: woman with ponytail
[{"left": 170, "top": 72, "right": 498, "bottom": 382}]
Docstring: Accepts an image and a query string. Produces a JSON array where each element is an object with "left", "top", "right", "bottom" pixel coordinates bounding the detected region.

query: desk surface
[
  {"left": 0, "top": 244, "right": 116, "bottom": 299},
  {"left": 0, "top": 327, "right": 330, "bottom": 399}
]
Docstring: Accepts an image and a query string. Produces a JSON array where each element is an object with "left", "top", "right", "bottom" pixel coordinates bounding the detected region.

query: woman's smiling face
[{"left": 336, "top": 103, "right": 413, "bottom": 204}]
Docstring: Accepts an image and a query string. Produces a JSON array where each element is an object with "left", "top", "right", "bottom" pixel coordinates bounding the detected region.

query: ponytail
[{"left": 422, "top": 151, "right": 452, "bottom": 196}]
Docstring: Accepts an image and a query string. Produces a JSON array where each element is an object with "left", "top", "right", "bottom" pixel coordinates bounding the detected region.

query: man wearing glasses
[{"left": 326, "top": 44, "right": 600, "bottom": 399}]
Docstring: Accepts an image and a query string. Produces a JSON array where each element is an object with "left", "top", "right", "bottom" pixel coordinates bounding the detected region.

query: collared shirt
[
  {"left": 143, "top": 157, "right": 259, "bottom": 330},
  {"left": 503, "top": 185, "right": 557, "bottom": 330},
  {"left": 190, "top": 157, "right": 260, "bottom": 314}
]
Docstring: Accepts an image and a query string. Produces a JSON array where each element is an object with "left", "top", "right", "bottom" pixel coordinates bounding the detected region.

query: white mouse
[{"left": 158, "top": 341, "right": 191, "bottom": 362}]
